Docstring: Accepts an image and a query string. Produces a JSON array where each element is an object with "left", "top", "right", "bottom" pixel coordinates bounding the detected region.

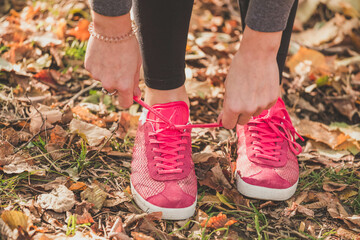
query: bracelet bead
[{"left": 88, "top": 21, "right": 138, "bottom": 43}]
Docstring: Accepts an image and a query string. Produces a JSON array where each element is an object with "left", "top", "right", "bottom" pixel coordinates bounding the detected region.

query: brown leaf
[
  {"left": 103, "top": 191, "right": 131, "bottom": 207},
  {"left": 297, "top": 205, "right": 315, "bottom": 217},
  {"left": 80, "top": 183, "right": 108, "bottom": 211},
  {"left": 286, "top": 47, "right": 331, "bottom": 76},
  {"left": 198, "top": 171, "right": 223, "bottom": 192},
  {"left": 344, "top": 215, "right": 360, "bottom": 227},
  {"left": 332, "top": 98, "right": 358, "bottom": 120},
  {"left": 0, "top": 140, "right": 14, "bottom": 159},
  {"left": 76, "top": 210, "right": 94, "bottom": 225},
  {"left": 222, "top": 188, "right": 249, "bottom": 207},
  {"left": 131, "top": 232, "right": 155, "bottom": 240},
  {"left": 49, "top": 69, "right": 71, "bottom": 85},
  {"left": 336, "top": 227, "right": 360, "bottom": 240},
  {"left": 201, "top": 212, "right": 236, "bottom": 229},
  {"left": 1, "top": 128, "right": 31, "bottom": 146},
  {"left": 192, "top": 152, "right": 218, "bottom": 164},
  {"left": 48, "top": 125, "right": 67, "bottom": 147},
  {"left": 69, "top": 182, "right": 88, "bottom": 191},
  {"left": 29, "top": 104, "right": 63, "bottom": 134},
  {"left": 71, "top": 105, "right": 105, "bottom": 127},
  {"left": 210, "top": 163, "right": 232, "bottom": 189},
  {"left": 33, "top": 70, "right": 58, "bottom": 90},
  {"left": 296, "top": 119, "right": 348, "bottom": 149},
  {"left": 323, "top": 181, "right": 348, "bottom": 192}
]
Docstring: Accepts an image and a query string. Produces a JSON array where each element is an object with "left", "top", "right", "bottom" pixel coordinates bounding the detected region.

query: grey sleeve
[
  {"left": 245, "top": 0, "right": 295, "bottom": 32},
  {"left": 89, "top": 0, "right": 132, "bottom": 16}
]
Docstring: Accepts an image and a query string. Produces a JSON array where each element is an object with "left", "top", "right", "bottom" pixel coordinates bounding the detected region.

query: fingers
[
  {"left": 221, "top": 98, "right": 279, "bottom": 129},
  {"left": 133, "top": 66, "right": 141, "bottom": 97},
  {"left": 237, "top": 113, "right": 252, "bottom": 125},
  {"left": 116, "top": 82, "right": 135, "bottom": 108},
  {"left": 221, "top": 100, "right": 242, "bottom": 129},
  {"left": 265, "top": 98, "right": 277, "bottom": 110}
]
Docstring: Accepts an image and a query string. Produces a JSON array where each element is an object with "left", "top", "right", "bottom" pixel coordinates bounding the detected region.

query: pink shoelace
[
  {"left": 133, "top": 96, "right": 222, "bottom": 174},
  {"left": 248, "top": 108, "right": 304, "bottom": 162}
]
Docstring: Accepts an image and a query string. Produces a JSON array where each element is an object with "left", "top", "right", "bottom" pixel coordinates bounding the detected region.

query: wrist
[
  {"left": 92, "top": 12, "right": 132, "bottom": 35},
  {"left": 240, "top": 26, "right": 281, "bottom": 57}
]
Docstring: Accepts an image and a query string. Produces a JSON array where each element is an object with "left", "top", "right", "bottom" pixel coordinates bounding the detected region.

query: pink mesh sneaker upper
[
  {"left": 236, "top": 98, "right": 303, "bottom": 189},
  {"left": 131, "top": 101, "right": 197, "bottom": 208}
]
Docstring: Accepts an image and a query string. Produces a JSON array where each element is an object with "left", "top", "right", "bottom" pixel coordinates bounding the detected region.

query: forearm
[{"left": 244, "top": 0, "right": 296, "bottom": 32}]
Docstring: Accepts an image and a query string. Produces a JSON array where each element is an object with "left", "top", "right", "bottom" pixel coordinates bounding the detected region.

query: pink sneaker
[
  {"left": 236, "top": 98, "right": 303, "bottom": 201},
  {"left": 130, "top": 101, "right": 197, "bottom": 220}
]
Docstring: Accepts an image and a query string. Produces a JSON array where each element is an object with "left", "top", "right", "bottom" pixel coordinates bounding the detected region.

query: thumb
[
  {"left": 133, "top": 86, "right": 141, "bottom": 97},
  {"left": 217, "top": 111, "right": 223, "bottom": 124}
]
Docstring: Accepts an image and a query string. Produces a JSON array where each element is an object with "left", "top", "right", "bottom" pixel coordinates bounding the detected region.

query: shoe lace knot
[
  {"left": 248, "top": 108, "right": 304, "bottom": 162},
  {"left": 134, "top": 96, "right": 221, "bottom": 175}
]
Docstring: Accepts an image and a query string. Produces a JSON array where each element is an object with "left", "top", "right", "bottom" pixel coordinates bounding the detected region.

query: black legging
[{"left": 133, "top": 0, "right": 298, "bottom": 90}]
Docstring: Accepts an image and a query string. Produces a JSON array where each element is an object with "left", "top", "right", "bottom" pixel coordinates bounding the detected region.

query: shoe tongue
[
  {"left": 147, "top": 101, "right": 189, "bottom": 130},
  {"left": 253, "top": 98, "right": 286, "bottom": 120}
]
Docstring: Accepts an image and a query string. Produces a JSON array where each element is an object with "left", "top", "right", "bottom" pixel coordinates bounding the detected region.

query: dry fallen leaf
[
  {"left": 67, "top": 19, "right": 90, "bottom": 41},
  {"left": 336, "top": 227, "right": 360, "bottom": 239},
  {"left": 37, "top": 185, "right": 76, "bottom": 213},
  {"left": 131, "top": 232, "right": 155, "bottom": 240},
  {"left": 1, "top": 210, "right": 29, "bottom": 230},
  {"left": 0, "top": 140, "right": 14, "bottom": 159},
  {"left": 323, "top": 181, "right": 348, "bottom": 192},
  {"left": 192, "top": 152, "right": 218, "bottom": 164},
  {"left": 201, "top": 212, "right": 237, "bottom": 229},
  {"left": 0, "top": 218, "right": 14, "bottom": 240},
  {"left": 29, "top": 104, "right": 63, "bottom": 134},
  {"left": 286, "top": 47, "right": 331, "bottom": 77},
  {"left": 69, "top": 182, "right": 88, "bottom": 191},
  {"left": 69, "top": 119, "right": 112, "bottom": 146},
  {"left": 103, "top": 191, "right": 131, "bottom": 207},
  {"left": 80, "top": 183, "right": 108, "bottom": 211},
  {"left": 295, "top": 119, "right": 348, "bottom": 149},
  {"left": 71, "top": 105, "right": 106, "bottom": 127},
  {"left": 2, "top": 152, "right": 45, "bottom": 176}
]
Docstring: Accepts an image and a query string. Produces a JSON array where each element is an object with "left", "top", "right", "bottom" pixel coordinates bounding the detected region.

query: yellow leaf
[{"left": 1, "top": 211, "right": 28, "bottom": 230}]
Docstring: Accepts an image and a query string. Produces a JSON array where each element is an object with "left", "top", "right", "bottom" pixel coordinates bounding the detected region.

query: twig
[
  {"left": 36, "top": 146, "right": 62, "bottom": 173},
  {"left": 18, "top": 184, "right": 48, "bottom": 194},
  {"left": 14, "top": 95, "right": 48, "bottom": 153},
  {"left": 0, "top": 117, "right": 30, "bottom": 124},
  {"left": 63, "top": 81, "right": 99, "bottom": 108}
]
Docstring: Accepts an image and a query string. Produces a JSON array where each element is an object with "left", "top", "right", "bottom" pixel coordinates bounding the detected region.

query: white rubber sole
[
  {"left": 236, "top": 172, "right": 298, "bottom": 201},
  {"left": 130, "top": 182, "right": 196, "bottom": 220}
]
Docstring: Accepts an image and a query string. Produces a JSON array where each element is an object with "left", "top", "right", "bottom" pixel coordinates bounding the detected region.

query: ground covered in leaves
[{"left": 0, "top": 0, "right": 360, "bottom": 239}]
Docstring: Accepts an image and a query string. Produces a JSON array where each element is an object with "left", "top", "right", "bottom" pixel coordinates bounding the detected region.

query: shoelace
[
  {"left": 133, "top": 96, "right": 222, "bottom": 174},
  {"left": 248, "top": 108, "right": 304, "bottom": 162}
]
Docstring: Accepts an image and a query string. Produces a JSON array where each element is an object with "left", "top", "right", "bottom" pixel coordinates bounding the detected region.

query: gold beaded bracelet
[{"left": 88, "top": 21, "right": 138, "bottom": 43}]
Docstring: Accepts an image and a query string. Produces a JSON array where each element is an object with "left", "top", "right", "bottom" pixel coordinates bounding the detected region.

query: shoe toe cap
[
  {"left": 146, "top": 182, "right": 196, "bottom": 208},
  {"left": 241, "top": 168, "right": 294, "bottom": 189}
]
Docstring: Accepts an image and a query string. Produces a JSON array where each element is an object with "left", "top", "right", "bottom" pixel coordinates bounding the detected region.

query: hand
[
  {"left": 220, "top": 27, "right": 282, "bottom": 129},
  {"left": 84, "top": 12, "right": 142, "bottom": 108}
]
